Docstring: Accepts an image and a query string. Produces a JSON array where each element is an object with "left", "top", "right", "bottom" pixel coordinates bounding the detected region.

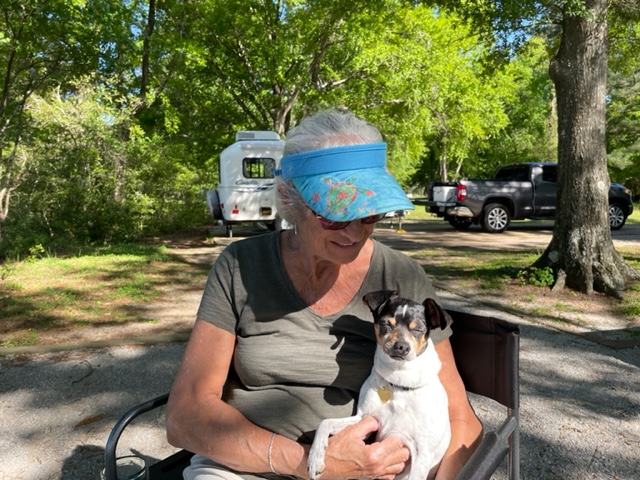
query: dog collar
[{"left": 387, "top": 382, "right": 420, "bottom": 391}]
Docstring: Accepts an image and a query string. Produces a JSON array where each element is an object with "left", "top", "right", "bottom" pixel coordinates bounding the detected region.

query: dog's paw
[
  {"left": 307, "top": 442, "right": 327, "bottom": 480},
  {"left": 307, "top": 461, "right": 325, "bottom": 480}
]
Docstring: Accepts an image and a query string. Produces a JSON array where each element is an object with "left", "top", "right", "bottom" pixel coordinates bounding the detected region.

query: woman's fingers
[
  {"left": 351, "top": 415, "right": 380, "bottom": 441},
  {"left": 377, "top": 435, "right": 410, "bottom": 478},
  {"left": 322, "top": 416, "right": 410, "bottom": 480}
]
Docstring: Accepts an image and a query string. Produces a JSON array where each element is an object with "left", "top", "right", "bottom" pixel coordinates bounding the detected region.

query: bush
[
  {"left": 0, "top": 84, "right": 210, "bottom": 258},
  {"left": 516, "top": 266, "right": 555, "bottom": 287}
]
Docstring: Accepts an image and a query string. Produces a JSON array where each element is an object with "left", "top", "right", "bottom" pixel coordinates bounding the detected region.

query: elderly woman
[{"left": 166, "top": 110, "right": 482, "bottom": 480}]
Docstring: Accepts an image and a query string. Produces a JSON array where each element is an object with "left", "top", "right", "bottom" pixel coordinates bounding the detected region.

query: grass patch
[
  {"left": 617, "top": 298, "right": 640, "bottom": 317},
  {"left": 626, "top": 205, "right": 640, "bottom": 225},
  {"left": 2, "top": 224, "right": 640, "bottom": 348},
  {"left": 1, "top": 330, "right": 39, "bottom": 348},
  {"left": 413, "top": 244, "right": 640, "bottom": 327},
  {"left": 114, "top": 272, "right": 159, "bottom": 301},
  {"left": 0, "top": 242, "right": 205, "bottom": 347}
]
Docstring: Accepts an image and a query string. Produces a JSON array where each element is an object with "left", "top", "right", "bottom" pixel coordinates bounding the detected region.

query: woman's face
[{"left": 298, "top": 209, "right": 375, "bottom": 265}]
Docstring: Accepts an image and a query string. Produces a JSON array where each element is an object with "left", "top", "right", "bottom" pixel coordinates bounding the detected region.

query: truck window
[
  {"left": 243, "top": 157, "right": 276, "bottom": 178},
  {"left": 541, "top": 165, "right": 557, "bottom": 183},
  {"left": 494, "top": 165, "right": 528, "bottom": 181}
]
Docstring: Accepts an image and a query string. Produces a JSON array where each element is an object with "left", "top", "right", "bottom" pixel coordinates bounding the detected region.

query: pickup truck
[{"left": 425, "top": 162, "right": 634, "bottom": 233}]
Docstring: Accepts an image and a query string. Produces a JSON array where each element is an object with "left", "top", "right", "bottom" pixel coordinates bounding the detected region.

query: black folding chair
[
  {"left": 104, "top": 310, "right": 520, "bottom": 480},
  {"left": 449, "top": 309, "right": 520, "bottom": 480}
]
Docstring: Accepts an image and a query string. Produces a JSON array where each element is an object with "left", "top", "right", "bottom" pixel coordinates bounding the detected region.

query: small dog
[{"left": 308, "top": 290, "right": 452, "bottom": 480}]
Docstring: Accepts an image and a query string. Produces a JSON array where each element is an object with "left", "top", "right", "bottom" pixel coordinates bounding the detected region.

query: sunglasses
[{"left": 312, "top": 210, "right": 386, "bottom": 230}]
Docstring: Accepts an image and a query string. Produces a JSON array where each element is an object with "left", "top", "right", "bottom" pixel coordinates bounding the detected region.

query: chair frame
[
  {"left": 449, "top": 309, "right": 520, "bottom": 480},
  {"left": 104, "top": 309, "right": 520, "bottom": 480}
]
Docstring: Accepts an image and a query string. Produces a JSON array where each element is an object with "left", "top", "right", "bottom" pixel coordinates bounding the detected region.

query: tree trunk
[
  {"left": 140, "top": 0, "right": 156, "bottom": 101},
  {"left": 539, "top": 0, "right": 639, "bottom": 298}
]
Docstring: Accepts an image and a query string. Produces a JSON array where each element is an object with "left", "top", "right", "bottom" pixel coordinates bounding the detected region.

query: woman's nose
[{"left": 342, "top": 219, "right": 367, "bottom": 237}]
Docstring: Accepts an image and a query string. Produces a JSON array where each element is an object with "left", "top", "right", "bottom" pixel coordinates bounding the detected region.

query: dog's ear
[
  {"left": 363, "top": 290, "right": 398, "bottom": 313},
  {"left": 423, "top": 298, "right": 452, "bottom": 330}
]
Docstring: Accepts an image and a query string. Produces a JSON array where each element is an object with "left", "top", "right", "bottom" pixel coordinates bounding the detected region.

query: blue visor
[{"left": 276, "top": 143, "right": 414, "bottom": 221}]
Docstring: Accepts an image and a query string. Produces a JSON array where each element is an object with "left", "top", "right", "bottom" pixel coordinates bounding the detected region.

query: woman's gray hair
[{"left": 276, "top": 110, "right": 383, "bottom": 224}]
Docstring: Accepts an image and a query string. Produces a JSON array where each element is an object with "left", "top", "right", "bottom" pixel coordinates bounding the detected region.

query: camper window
[{"left": 243, "top": 157, "right": 276, "bottom": 179}]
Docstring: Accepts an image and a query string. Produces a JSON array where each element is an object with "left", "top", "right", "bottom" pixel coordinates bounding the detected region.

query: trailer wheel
[
  {"left": 609, "top": 203, "right": 627, "bottom": 230},
  {"left": 447, "top": 216, "right": 473, "bottom": 230},
  {"left": 481, "top": 203, "right": 510, "bottom": 233}
]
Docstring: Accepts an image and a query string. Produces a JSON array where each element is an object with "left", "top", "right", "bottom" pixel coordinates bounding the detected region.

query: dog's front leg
[
  {"left": 308, "top": 415, "right": 362, "bottom": 480},
  {"left": 405, "top": 452, "right": 437, "bottom": 480}
]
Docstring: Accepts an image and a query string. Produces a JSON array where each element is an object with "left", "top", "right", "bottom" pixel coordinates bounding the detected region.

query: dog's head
[{"left": 363, "top": 290, "right": 451, "bottom": 361}]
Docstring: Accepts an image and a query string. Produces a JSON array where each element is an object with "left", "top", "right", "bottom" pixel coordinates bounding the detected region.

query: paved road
[
  {"left": 372, "top": 218, "right": 640, "bottom": 250},
  {"left": 1, "top": 294, "right": 638, "bottom": 480}
]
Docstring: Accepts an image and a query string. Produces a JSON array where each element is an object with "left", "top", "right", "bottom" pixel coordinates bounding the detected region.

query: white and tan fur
[{"left": 308, "top": 290, "right": 452, "bottom": 480}]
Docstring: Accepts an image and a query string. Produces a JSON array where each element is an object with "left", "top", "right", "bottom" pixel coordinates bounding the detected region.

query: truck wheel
[
  {"left": 447, "top": 216, "right": 473, "bottom": 230},
  {"left": 481, "top": 203, "right": 510, "bottom": 233},
  {"left": 609, "top": 203, "right": 627, "bottom": 230}
]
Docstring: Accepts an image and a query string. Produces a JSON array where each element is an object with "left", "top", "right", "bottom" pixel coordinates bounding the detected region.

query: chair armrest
[
  {"left": 454, "top": 415, "right": 518, "bottom": 480},
  {"left": 104, "top": 393, "right": 170, "bottom": 480}
]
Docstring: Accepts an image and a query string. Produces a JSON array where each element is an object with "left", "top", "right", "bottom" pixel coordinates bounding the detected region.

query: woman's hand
[{"left": 318, "top": 416, "right": 410, "bottom": 480}]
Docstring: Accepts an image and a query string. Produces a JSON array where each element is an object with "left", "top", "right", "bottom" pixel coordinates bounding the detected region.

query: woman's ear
[{"left": 277, "top": 183, "right": 289, "bottom": 199}]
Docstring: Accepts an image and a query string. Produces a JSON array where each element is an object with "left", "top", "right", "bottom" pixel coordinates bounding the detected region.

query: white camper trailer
[{"left": 206, "top": 131, "right": 285, "bottom": 237}]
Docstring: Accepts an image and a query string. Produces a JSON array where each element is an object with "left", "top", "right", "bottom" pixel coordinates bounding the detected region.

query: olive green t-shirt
[{"left": 196, "top": 231, "right": 451, "bottom": 444}]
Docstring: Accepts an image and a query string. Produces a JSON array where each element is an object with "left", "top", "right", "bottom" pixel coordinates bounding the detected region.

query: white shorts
[{"left": 182, "top": 455, "right": 268, "bottom": 480}]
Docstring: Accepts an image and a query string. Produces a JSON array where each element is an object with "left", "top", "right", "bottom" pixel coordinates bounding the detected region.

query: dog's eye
[
  {"left": 378, "top": 320, "right": 393, "bottom": 332},
  {"left": 410, "top": 325, "right": 426, "bottom": 334}
]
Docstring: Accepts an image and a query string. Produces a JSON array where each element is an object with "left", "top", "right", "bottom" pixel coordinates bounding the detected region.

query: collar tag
[{"left": 377, "top": 386, "right": 392, "bottom": 403}]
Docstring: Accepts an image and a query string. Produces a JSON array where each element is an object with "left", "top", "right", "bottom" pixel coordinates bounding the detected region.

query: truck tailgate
[{"left": 432, "top": 185, "right": 457, "bottom": 203}]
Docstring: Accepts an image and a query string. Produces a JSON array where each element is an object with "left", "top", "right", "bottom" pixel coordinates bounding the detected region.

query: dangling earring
[{"left": 293, "top": 224, "right": 298, "bottom": 235}]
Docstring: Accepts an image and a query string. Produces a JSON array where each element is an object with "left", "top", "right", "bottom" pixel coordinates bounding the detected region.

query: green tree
[
  {"left": 158, "top": 2, "right": 514, "bottom": 188},
  {"left": 0, "top": 0, "right": 577, "bottom": 256},
  {"left": 335, "top": 6, "right": 514, "bottom": 185},
  {"left": 475, "top": 36, "right": 557, "bottom": 176},
  {"left": 2, "top": 82, "right": 204, "bottom": 255},
  {"left": 426, "top": 0, "right": 640, "bottom": 298},
  {"left": 607, "top": 68, "right": 640, "bottom": 192},
  {"left": 0, "top": 0, "right": 141, "bottom": 245}
]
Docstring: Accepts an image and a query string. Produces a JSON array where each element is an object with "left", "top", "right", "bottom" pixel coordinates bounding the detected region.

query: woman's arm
[
  {"left": 166, "top": 319, "right": 408, "bottom": 479},
  {"left": 166, "top": 319, "right": 308, "bottom": 476},
  {"left": 434, "top": 339, "right": 483, "bottom": 480}
]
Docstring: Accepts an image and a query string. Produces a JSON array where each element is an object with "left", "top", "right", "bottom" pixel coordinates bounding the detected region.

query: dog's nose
[{"left": 391, "top": 341, "right": 411, "bottom": 358}]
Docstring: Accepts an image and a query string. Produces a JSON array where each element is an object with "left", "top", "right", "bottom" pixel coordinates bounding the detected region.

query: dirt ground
[
  {"left": 4, "top": 219, "right": 640, "bottom": 354},
  {"left": 137, "top": 219, "right": 640, "bottom": 349}
]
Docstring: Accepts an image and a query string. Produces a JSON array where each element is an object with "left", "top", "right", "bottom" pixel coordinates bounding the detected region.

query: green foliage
[
  {"left": 517, "top": 266, "right": 555, "bottom": 287},
  {"left": 471, "top": 36, "right": 557, "bottom": 178},
  {"left": 607, "top": 68, "right": 640, "bottom": 192},
  {"left": 0, "top": 0, "right": 110, "bottom": 231},
  {"left": 609, "top": 10, "right": 640, "bottom": 75},
  {"left": 2, "top": 0, "right": 638, "bottom": 260},
  {"left": 27, "top": 244, "right": 47, "bottom": 262},
  {"left": 1, "top": 82, "right": 207, "bottom": 257},
  {"left": 1, "top": 330, "right": 39, "bottom": 348}
]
